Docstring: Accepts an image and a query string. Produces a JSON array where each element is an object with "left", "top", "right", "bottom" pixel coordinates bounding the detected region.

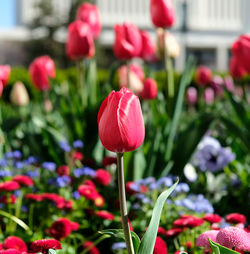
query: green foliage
[{"left": 209, "top": 240, "right": 239, "bottom": 254}]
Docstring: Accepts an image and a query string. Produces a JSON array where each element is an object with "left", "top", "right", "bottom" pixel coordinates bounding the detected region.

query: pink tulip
[
  {"left": 232, "top": 34, "right": 250, "bottom": 74},
  {"left": 29, "top": 55, "right": 55, "bottom": 91},
  {"left": 195, "top": 66, "right": 212, "bottom": 86},
  {"left": 216, "top": 227, "right": 250, "bottom": 252},
  {"left": 186, "top": 87, "right": 197, "bottom": 105},
  {"left": 98, "top": 88, "right": 145, "bottom": 152},
  {"left": 204, "top": 87, "right": 214, "bottom": 104},
  {"left": 0, "top": 65, "right": 11, "bottom": 88},
  {"left": 140, "top": 78, "right": 158, "bottom": 100},
  {"left": 150, "top": 0, "right": 176, "bottom": 28},
  {"left": 229, "top": 56, "right": 247, "bottom": 79},
  {"left": 76, "top": 3, "right": 101, "bottom": 39},
  {"left": 196, "top": 230, "right": 219, "bottom": 247},
  {"left": 224, "top": 76, "right": 235, "bottom": 92},
  {"left": 211, "top": 75, "right": 224, "bottom": 96},
  {"left": 66, "top": 20, "right": 95, "bottom": 60},
  {"left": 113, "top": 21, "right": 142, "bottom": 60},
  {"left": 140, "top": 30, "right": 156, "bottom": 61},
  {"left": 118, "top": 64, "right": 144, "bottom": 94}
]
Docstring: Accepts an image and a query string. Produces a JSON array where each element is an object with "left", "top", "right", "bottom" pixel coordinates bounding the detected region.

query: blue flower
[
  {"left": 0, "top": 159, "right": 7, "bottom": 168},
  {"left": 0, "top": 170, "right": 12, "bottom": 177},
  {"left": 25, "top": 156, "right": 38, "bottom": 165},
  {"left": 56, "top": 176, "right": 71, "bottom": 187},
  {"left": 112, "top": 242, "right": 126, "bottom": 250},
  {"left": 42, "top": 162, "right": 56, "bottom": 171},
  {"left": 72, "top": 190, "right": 81, "bottom": 199},
  {"left": 21, "top": 206, "right": 28, "bottom": 212},
  {"left": 12, "top": 150, "right": 22, "bottom": 159},
  {"left": 15, "top": 161, "right": 25, "bottom": 169},
  {"left": 5, "top": 152, "right": 13, "bottom": 159},
  {"left": 58, "top": 141, "right": 71, "bottom": 152},
  {"left": 26, "top": 169, "right": 40, "bottom": 178},
  {"left": 82, "top": 167, "right": 96, "bottom": 177},
  {"left": 193, "top": 136, "right": 235, "bottom": 172},
  {"left": 73, "top": 140, "right": 84, "bottom": 148},
  {"left": 156, "top": 177, "right": 173, "bottom": 188}
]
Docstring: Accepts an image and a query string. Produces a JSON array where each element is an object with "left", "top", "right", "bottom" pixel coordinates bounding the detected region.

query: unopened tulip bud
[
  {"left": 44, "top": 98, "right": 53, "bottom": 112},
  {"left": 195, "top": 66, "right": 212, "bottom": 86},
  {"left": 204, "top": 88, "right": 214, "bottom": 104},
  {"left": 10, "top": 82, "right": 29, "bottom": 106},
  {"left": 186, "top": 87, "right": 197, "bottom": 105},
  {"left": 140, "top": 78, "right": 158, "bottom": 100}
]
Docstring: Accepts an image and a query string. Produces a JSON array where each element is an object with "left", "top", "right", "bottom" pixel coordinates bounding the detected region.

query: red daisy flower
[
  {"left": 48, "top": 218, "right": 72, "bottom": 240},
  {"left": 94, "top": 195, "right": 105, "bottom": 207},
  {"left": 165, "top": 228, "right": 183, "bottom": 238},
  {"left": 12, "top": 175, "right": 33, "bottom": 187},
  {"left": 25, "top": 193, "right": 43, "bottom": 202},
  {"left": 153, "top": 236, "right": 167, "bottom": 254},
  {"left": 78, "top": 185, "right": 99, "bottom": 200},
  {"left": 0, "top": 250, "right": 21, "bottom": 254},
  {"left": 56, "top": 165, "right": 70, "bottom": 176},
  {"left": 225, "top": 213, "right": 246, "bottom": 224},
  {"left": 94, "top": 169, "right": 111, "bottom": 186},
  {"left": 0, "top": 195, "right": 17, "bottom": 204},
  {"left": 3, "top": 236, "right": 27, "bottom": 252},
  {"left": 29, "top": 239, "right": 62, "bottom": 254},
  {"left": 83, "top": 241, "right": 100, "bottom": 254},
  {"left": 95, "top": 210, "right": 114, "bottom": 221},
  {"left": 203, "top": 214, "right": 222, "bottom": 223},
  {"left": 0, "top": 181, "right": 20, "bottom": 192},
  {"left": 157, "top": 227, "right": 166, "bottom": 236}
]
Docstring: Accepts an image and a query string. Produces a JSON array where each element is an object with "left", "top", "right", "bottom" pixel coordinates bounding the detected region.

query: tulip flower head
[
  {"left": 29, "top": 55, "right": 55, "bottom": 91},
  {"left": 150, "top": 0, "right": 176, "bottom": 28},
  {"left": 140, "top": 78, "right": 158, "bottom": 100},
  {"left": 140, "top": 30, "right": 157, "bottom": 61},
  {"left": 229, "top": 56, "right": 247, "bottom": 79},
  {"left": 113, "top": 21, "right": 142, "bottom": 60},
  {"left": 98, "top": 88, "right": 145, "bottom": 153},
  {"left": 186, "top": 87, "right": 197, "bottom": 105},
  {"left": 0, "top": 65, "right": 11, "bottom": 97},
  {"left": 10, "top": 82, "right": 29, "bottom": 106},
  {"left": 76, "top": 2, "right": 101, "bottom": 39}
]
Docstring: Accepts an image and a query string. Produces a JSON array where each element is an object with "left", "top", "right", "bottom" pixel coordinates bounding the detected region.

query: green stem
[
  {"left": 76, "top": 60, "right": 86, "bottom": 108},
  {"left": 117, "top": 152, "right": 135, "bottom": 254},
  {"left": 13, "top": 190, "right": 24, "bottom": 232},
  {"left": 28, "top": 203, "right": 35, "bottom": 230}
]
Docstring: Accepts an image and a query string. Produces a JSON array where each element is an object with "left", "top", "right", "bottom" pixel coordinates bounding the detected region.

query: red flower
[
  {"left": 41, "top": 193, "right": 65, "bottom": 208},
  {"left": 3, "top": 236, "right": 27, "bottom": 252},
  {"left": 95, "top": 210, "right": 114, "bottom": 221},
  {"left": 173, "top": 216, "right": 204, "bottom": 228},
  {"left": 0, "top": 195, "right": 16, "bottom": 204},
  {"left": 195, "top": 66, "right": 212, "bottom": 86},
  {"left": 59, "top": 200, "right": 73, "bottom": 210},
  {"left": 84, "top": 179, "right": 96, "bottom": 188},
  {"left": 25, "top": 193, "right": 43, "bottom": 202},
  {"left": 76, "top": 3, "right": 101, "bottom": 39},
  {"left": 0, "top": 181, "right": 20, "bottom": 192},
  {"left": 140, "top": 30, "right": 156, "bottom": 61},
  {"left": 113, "top": 21, "right": 142, "bottom": 60},
  {"left": 165, "top": 228, "right": 183, "bottom": 238},
  {"left": 140, "top": 78, "right": 158, "bottom": 100},
  {"left": 29, "top": 55, "right": 55, "bottom": 91},
  {"left": 102, "top": 156, "right": 117, "bottom": 167},
  {"left": 0, "top": 65, "right": 11, "bottom": 87},
  {"left": 94, "top": 169, "right": 111, "bottom": 186},
  {"left": 0, "top": 250, "right": 21, "bottom": 254},
  {"left": 78, "top": 185, "right": 99, "bottom": 200},
  {"left": 157, "top": 227, "right": 166, "bottom": 236},
  {"left": 98, "top": 88, "right": 145, "bottom": 153},
  {"left": 232, "top": 34, "right": 250, "bottom": 74},
  {"left": 153, "top": 236, "right": 168, "bottom": 254},
  {"left": 70, "top": 222, "right": 80, "bottom": 231},
  {"left": 73, "top": 151, "right": 83, "bottom": 161},
  {"left": 83, "top": 241, "right": 100, "bottom": 254},
  {"left": 94, "top": 195, "right": 105, "bottom": 207},
  {"left": 150, "top": 0, "right": 176, "bottom": 28},
  {"left": 196, "top": 230, "right": 219, "bottom": 247},
  {"left": 48, "top": 218, "right": 73, "bottom": 240},
  {"left": 12, "top": 175, "right": 33, "bottom": 187},
  {"left": 203, "top": 214, "right": 222, "bottom": 224},
  {"left": 229, "top": 56, "right": 247, "bottom": 79},
  {"left": 56, "top": 165, "right": 70, "bottom": 176},
  {"left": 29, "top": 239, "right": 62, "bottom": 254},
  {"left": 225, "top": 213, "right": 246, "bottom": 224},
  {"left": 66, "top": 20, "right": 95, "bottom": 60}
]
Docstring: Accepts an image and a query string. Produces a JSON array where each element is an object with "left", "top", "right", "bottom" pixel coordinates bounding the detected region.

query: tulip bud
[
  {"left": 140, "top": 78, "right": 158, "bottom": 100},
  {"left": 150, "top": 0, "right": 176, "bottom": 28},
  {"left": 229, "top": 56, "right": 246, "bottom": 79},
  {"left": 204, "top": 88, "right": 214, "bottom": 104},
  {"left": 29, "top": 55, "right": 55, "bottom": 91},
  {"left": 66, "top": 20, "right": 95, "bottom": 60},
  {"left": 140, "top": 30, "right": 156, "bottom": 61},
  {"left": 0, "top": 65, "right": 11, "bottom": 87},
  {"left": 76, "top": 3, "right": 101, "bottom": 39},
  {"left": 186, "top": 87, "right": 197, "bottom": 105},
  {"left": 44, "top": 98, "right": 53, "bottom": 112},
  {"left": 157, "top": 29, "right": 180, "bottom": 58},
  {"left": 10, "top": 82, "right": 29, "bottom": 106},
  {"left": 113, "top": 21, "right": 142, "bottom": 60},
  {"left": 98, "top": 88, "right": 145, "bottom": 152},
  {"left": 118, "top": 64, "right": 144, "bottom": 94},
  {"left": 195, "top": 66, "right": 212, "bottom": 86},
  {"left": 232, "top": 34, "right": 250, "bottom": 74},
  {"left": 211, "top": 75, "right": 224, "bottom": 96},
  {"left": 224, "top": 76, "right": 235, "bottom": 92}
]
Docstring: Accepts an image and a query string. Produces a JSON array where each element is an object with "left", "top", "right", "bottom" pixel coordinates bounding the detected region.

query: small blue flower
[
  {"left": 73, "top": 140, "right": 84, "bottom": 148},
  {"left": 21, "top": 206, "right": 28, "bottom": 212},
  {"left": 26, "top": 169, "right": 40, "bottom": 178},
  {"left": 73, "top": 168, "right": 84, "bottom": 178},
  {"left": 72, "top": 190, "right": 81, "bottom": 199},
  {"left": 42, "top": 162, "right": 56, "bottom": 171},
  {"left": 12, "top": 150, "right": 22, "bottom": 159},
  {"left": 112, "top": 242, "right": 126, "bottom": 250},
  {"left": 14, "top": 190, "right": 21, "bottom": 197},
  {"left": 82, "top": 167, "right": 96, "bottom": 177},
  {"left": 58, "top": 141, "right": 71, "bottom": 152},
  {"left": 56, "top": 175, "right": 71, "bottom": 187},
  {"left": 15, "top": 161, "right": 25, "bottom": 169},
  {"left": 25, "top": 156, "right": 38, "bottom": 165},
  {"left": 5, "top": 152, "right": 13, "bottom": 159},
  {"left": 0, "top": 170, "right": 12, "bottom": 177},
  {"left": 0, "top": 159, "right": 7, "bottom": 168},
  {"left": 156, "top": 177, "right": 173, "bottom": 188}
]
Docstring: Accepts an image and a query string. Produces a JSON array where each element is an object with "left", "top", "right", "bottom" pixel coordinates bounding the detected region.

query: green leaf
[
  {"left": 99, "top": 229, "right": 141, "bottom": 253},
  {"left": 137, "top": 180, "right": 179, "bottom": 254},
  {"left": 48, "top": 249, "right": 57, "bottom": 254},
  {"left": 209, "top": 240, "right": 240, "bottom": 254},
  {"left": 1, "top": 117, "right": 22, "bottom": 132}
]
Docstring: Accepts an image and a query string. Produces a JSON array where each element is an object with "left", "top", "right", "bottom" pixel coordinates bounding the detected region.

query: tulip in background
[
  {"left": 140, "top": 78, "right": 158, "bottom": 100},
  {"left": 204, "top": 87, "right": 214, "bottom": 105},
  {"left": 150, "top": 0, "right": 176, "bottom": 28},
  {"left": 229, "top": 56, "right": 246, "bottom": 79},
  {"left": 195, "top": 66, "right": 212, "bottom": 86},
  {"left": 10, "top": 82, "right": 29, "bottom": 107},
  {"left": 186, "top": 87, "right": 197, "bottom": 105},
  {"left": 140, "top": 30, "right": 157, "bottom": 62},
  {"left": 29, "top": 55, "right": 55, "bottom": 91},
  {"left": 113, "top": 21, "right": 142, "bottom": 60},
  {"left": 76, "top": 2, "right": 101, "bottom": 39},
  {"left": 0, "top": 65, "right": 11, "bottom": 97}
]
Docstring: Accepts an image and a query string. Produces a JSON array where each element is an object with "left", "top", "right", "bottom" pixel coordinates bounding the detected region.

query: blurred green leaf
[{"left": 209, "top": 240, "right": 239, "bottom": 254}]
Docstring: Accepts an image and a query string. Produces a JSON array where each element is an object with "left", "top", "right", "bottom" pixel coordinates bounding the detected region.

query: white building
[{"left": 0, "top": 0, "right": 249, "bottom": 71}]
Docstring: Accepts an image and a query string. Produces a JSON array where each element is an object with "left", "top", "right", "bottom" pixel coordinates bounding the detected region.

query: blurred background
[{"left": 1, "top": 0, "right": 250, "bottom": 70}]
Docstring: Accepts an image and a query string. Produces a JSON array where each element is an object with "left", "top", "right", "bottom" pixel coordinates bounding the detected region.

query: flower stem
[
  {"left": 76, "top": 60, "right": 86, "bottom": 108},
  {"left": 117, "top": 152, "right": 134, "bottom": 254}
]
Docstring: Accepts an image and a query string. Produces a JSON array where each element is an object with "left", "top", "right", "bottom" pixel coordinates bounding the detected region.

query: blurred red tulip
[
  {"left": 98, "top": 88, "right": 145, "bottom": 152},
  {"left": 66, "top": 20, "right": 95, "bottom": 60},
  {"left": 29, "top": 55, "right": 55, "bottom": 91},
  {"left": 229, "top": 56, "right": 247, "bottom": 79},
  {"left": 153, "top": 236, "right": 168, "bottom": 254},
  {"left": 140, "top": 30, "right": 156, "bottom": 61},
  {"left": 0, "top": 65, "right": 11, "bottom": 87},
  {"left": 232, "top": 34, "right": 250, "bottom": 73},
  {"left": 113, "top": 21, "right": 142, "bottom": 60},
  {"left": 195, "top": 66, "right": 212, "bottom": 86},
  {"left": 76, "top": 2, "right": 101, "bottom": 39},
  {"left": 140, "top": 78, "right": 158, "bottom": 100},
  {"left": 150, "top": 0, "right": 176, "bottom": 28}
]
